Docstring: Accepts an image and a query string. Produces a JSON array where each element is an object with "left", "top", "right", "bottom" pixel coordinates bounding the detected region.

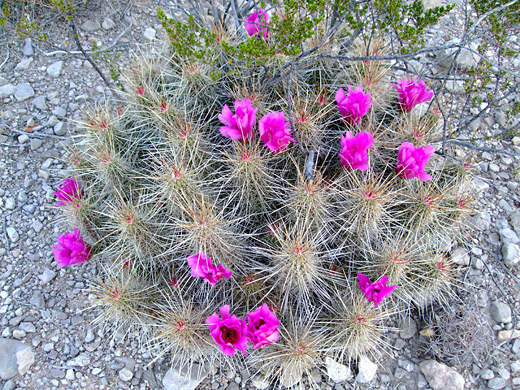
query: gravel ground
[{"left": 1, "top": 1, "right": 520, "bottom": 389}]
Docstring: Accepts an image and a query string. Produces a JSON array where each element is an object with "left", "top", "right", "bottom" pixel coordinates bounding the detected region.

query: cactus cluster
[{"left": 54, "top": 4, "right": 476, "bottom": 387}]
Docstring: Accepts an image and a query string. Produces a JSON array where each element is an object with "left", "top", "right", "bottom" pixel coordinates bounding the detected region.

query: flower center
[
  {"left": 221, "top": 326, "right": 239, "bottom": 344},
  {"left": 423, "top": 196, "right": 434, "bottom": 206}
]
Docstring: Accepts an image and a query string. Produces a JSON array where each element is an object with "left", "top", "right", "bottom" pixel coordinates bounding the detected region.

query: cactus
[{"left": 53, "top": 2, "right": 474, "bottom": 387}]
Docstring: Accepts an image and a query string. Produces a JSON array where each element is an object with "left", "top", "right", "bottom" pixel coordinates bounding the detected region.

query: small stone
[
  {"left": 0, "top": 84, "right": 15, "bottom": 98},
  {"left": 502, "top": 243, "right": 520, "bottom": 266},
  {"left": 422, "top": 0, "right": 441, "bottom": 10},
  {"left": 163, "top": 363, "right": 209, "bottom": 390},
  {"left": 80, "top": 20, "right": 101, "bottom": 32},
  {"left": 511, "top": 361, "right": 520, "bottom": 374},
  {"left": 29, "top": 291, "right": 45, "bottom": 309},
  {"left": 144, "top": 27, "right": 156, "bottom": 41},
  {"left": 487, "top": 378, "right": 506, "bottom": 390},
  {"left": 119, "top": 367, "right": 133, "bottom": 382},
  {"left": 356, "top": 355, "right": 377, "bottom": 383},
  {"left": 16, "top": 349, "right": 34, "bottom": 375},
  {"left": 30, "top": 138, "right": 43, "bottom": 151},
  {"left": 251, "top": 375, "right": 270, "bottom": 390},
  {"left": 32, "top": 96, "right": 48, "bottom": 110},
  {"left": 499, "top": 228, "right": 520, "bottom": 244},
  {"left": 39, "top": 268, "right": 57, "bottom": 285},
  {"left": 468, "top": 212, "right": 491, "bottom": 231},
  {"left": 47, "top": 61, "right": 64, "bottom": 78},
  {"left": 325, "top": 357, "right": 351, "bottom": 383},
  {"left": 419, "top": 360, "right": 464, "bottom": 390},
  {"left": 102, "top": 17, "right": 116, "bottom": 30},
  {"left": 19, "top": 323, "right": 36, "bottom": 333},
  {"left": 490, "top": 301, "right": 512, "bottom": 323},
  {"left": 399, "top": 317, "right": 417, "bottom": 339},
  {"left": 497, "top": 330, "right": 520, "bottom": 341},
  {"left": 15, "top": 58, "right": 33, "bottom": 71},
  {"left": 5, "top": 197, "right": 15, "bottom": 209},
  {"left": 497, "top": 367, "right": 510, "bottom": 380},
  {"left": 12, "top": 330, "right": 26, "bottom": 339},
  {"left": 68, "top": 353, "right": 91, "bottom": 367},
  {"left": 18, "top": 134, "right": 29, "bottom": 144},
  {"left": 54, "top": 122, "right": 66, "bottom": 136},
  {"left": 47, "top": 115, "right": 59, "bottom": 127},
  {"left": 0, "top": 338, "right": 31, "bottom": 380},
  {"left": 15, "top": 83, "right": 35, "bottom": 102},
  {"left": 23, "top": 38, "right": 33, "bottom": 56},
  {"left": 6, "top": 227, "right": 19, "bottom": 243},
  {"left": 53, "top": 106, "right": 67, "bottom": 118},
  {"left": 481, "top": 368, "right": 494, "bottom": 379},
  {"left": 451, "top": 247, "right": 470, "bottom": 266}
]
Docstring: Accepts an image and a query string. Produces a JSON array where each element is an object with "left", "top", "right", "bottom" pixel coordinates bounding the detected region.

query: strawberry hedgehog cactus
[{"left": 53, "top": 1, "right": 475, "bottom": 388}]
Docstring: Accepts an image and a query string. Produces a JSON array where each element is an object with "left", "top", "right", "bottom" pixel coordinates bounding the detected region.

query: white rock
[
  {"left": 54, "top": 122, "right": 66, "bottom": 136},
  {"left": 0, "top": 338, "right": 31, "bottom": 380},
  {"left": 422, "top": 0, "right": 442, "bottom": 10},
  {"left": 419, "top": 360, "right": 464, "bottom": 390},
  {"left": 39, "top": 268, "right": 57, "bottom": 285},
  {"left": 0, "top": 84, "right": 15, "bottom": 98},
  {"left": 18, "top": 134, "right": 29, "bottom": 144},
  {"left": 102, "top": 17, "right": 116, "bottom": 30},
  {"left": 356, "top": 355, "right": 377, "bottom": 383},
  {"left": 490, "top": 300, "right": 512, "bottom": 323},
  {"left": 325, "top": 357, "right": 351, "bottom": 383},
  {"left": 15, "top": 58, "right": 33, "bottom": 71},
  {"left": 16, "top": 349, "right": 34, "bottom": 375},
  {"left": 499, "top": 228, "right": 520, "bottom": 244},
  {"left": 80, "top": 20, "right": 101, "bottom": 32},
  {"left": 23, "top": 38, "right": 33, "bottom": 56},
  {"left": 32, "top": 96, "right": 48, "bottom": 110},
  {"left": 47, "top": 61, "right": 64, "bottom": 78},
  {"left": 251, "top": 375, "right": 270, "bottom": 389},
  {"left": 451, "top": 247, "right": 470, "bottom": 265},
  {"left": 30, "top": 138, "right": 43, "bottom": 151},
  {"left": 5, "top": 198, "right": 15, "bottom": 210},
  {"left": 119, "top": 367, "right": 133, "bottom": 381},
  {"left": 144, "top": 27, "right": 156, "bottom": 41},
  {"left": 15, "top": 83, "right": 35, "bottom": 102},
  {"left": 503, "top": 243, "right": 520, "bottom": 266},
  {"left": 67, "top": 353, "right": 91, "bottom": 367},
  {"left": 6, "top": 227, "right": 19, "bottom": 243},
  {"left": 163, "top": 363, "right": 209, "bottom": 390}
]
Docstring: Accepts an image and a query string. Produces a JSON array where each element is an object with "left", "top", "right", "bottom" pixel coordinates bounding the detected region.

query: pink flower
[
  {"left": 186, "top": 252, "right": 232, "bottom": 285},
  {"left": 206, "top": 305, "right": 249, "bottom": 356},
  {"left": 258, "top": 112, "right": 295, "bottom": 153},
  {"left": 357, "top": 273, "right": 396, "bottom": 307},
  {"left": 336, "top": 86, "right": 372, "bottom": 125},
  {"left": 244, "top": 9, "right": 269, "bottom": 38},
  {"left": 218, "top": 98, "right": 258, "bottom": 141},
  {"left": 54, "top": 178, "right": 81, "bottom": 206},
  {"left": 396, "top": 142, "right": 435, "bottom": 181},
  {"left": 246, "top": 303, "right": 280, "bottom": 349},
  {"left": 52, "top": 228, "right": 91, "bottom": 268},
  {"left": 338, "top": 131, "right": 374, "bottom": 171},
  {"left": 393, "top": 77, "right": 433, "bottom": 112}
]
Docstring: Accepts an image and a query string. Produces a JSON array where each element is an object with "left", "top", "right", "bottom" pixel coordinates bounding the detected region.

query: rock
[
  {"left": 6, "top": 227, "right": 19, "bottom": 243},
  {"left": 226, "top": 384, "right": 239, "bottom": 390},
  {"left": 451, "top": 247, "right": 470, "bottom": 265},
  {"left": 498, "top": 329, "right": 520, "bottom": 341},
  {"left": 30, "top": 138, "right": 43, "bottom": 151},
  {"left": 163, "top": 363, "right": 209, "bottom": 390},
  {"left": 457, "top": 42, "right": 480, "bottom": 70},
  {"left": 53, "top": 106, "right": 67, "bottom": 118},
  {"left": 102, "top": 17, "right": 116, "bottom": 30},
  {"left": 144, "top": 27, "right": 156, "bottom": 41},
  {"left": 54, "top": 122, "right": 66, "bottom": 136},
  {"left": 490, "top": 301, "right": 512, "bottom": 323},
  {"left": 32, "top": 96, "right": 47, "bottom": 111},
  {"left": 47, "top": 61, "right": 64, "bottom": 78},
  {"left": 251, "top": 375, "right": 270, "bottom": 389},
  {"left": 502, "top": 243, "right": 520, "bottom": 266},
  {"left": 39, "top": 268, "right": 57, "bottom": 285},
  {"left": 325, "top": 357, "right": 351, "bottom": 383},
  {"left": 499, "top": 228, "right": 520, "bottom": 244},
  {"left": 419, "top": 360, "right": 464, "bottom": 390},
  {"left": 119, "top": 367, "right": 133, "bottom": 381},
  {"left": 0, "top": 338, "right": 31, "bottom": 380},
  {"left": 445, "top": 79, "right": 464, "bottom": 93},
  {"left": 67, "top": 353, "right": 91, "bottom": 367},
  {"left": 356, "top": 355, "right": 377, "bottom": 383},
  {"left": 18, "top": 134, "right": 29, "bottom": 144},
  {"left": 15, "top": 58, "right": 33, "bottom": 71},
  {"left": 481, "top": 368, "right": 494, "bottom": 379},
  {"left": 15, "top": 83, "right": 35, "bottom": 102},
  {"left": 423, "top": 0, "right": 441, "bottom": 10},
  {"left": 23, "top": 38, "right": 33, "bottom": 56},
  {"left": 16, "top": 349, "right": 34, "bottom": 375},
  {"left": 468, "top": 212, "right": 492, "bottom": 231},
  {"left": 29, "top": 291, "right": 45, "bottom": 309},
  {"left": 80, "top": 20, "right": 101, "bottom": 32},
  {"left": 0, "top": 84, "right": 15, "bottom": 98},
  {"left": 5, "top": 198, "right": 15, "bottom": 209},
  {"left": 399, "top": 317, "right": 417, "bottom": 339},
  {"left": 488, "top": 378, "right": 506, "bottom": 390}
]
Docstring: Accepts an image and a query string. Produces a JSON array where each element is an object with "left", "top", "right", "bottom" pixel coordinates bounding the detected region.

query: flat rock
[
  {"left": 163, "top": 363, "right": 209, "bottom": 390},
  {"left": 32, "top": 96, "right": 48, "bottom": 111},
  {"left": 23, "top": 38, "right": 33, "bottom": 56},
  {"left": 499, "top": 228, "right": 520, "bottom": 244},
  {"left": 15, "top": 58, "right": 33, "bottom": 71},
  {"left": 419, "top": 360, "right": 464, "bottom": 390},
  {"left": 356, "top": 355, "right": 377, "bottom": 383},
  {"left": 6, "top": 227, "right": 19, "bottom": 243},
  {"left": 0, "top": 84, "right": 16, "bottom": 98},
  {"left": 468, "top": 212, "right": 492, "bottom": 231},
  {"left": 503, "top": 243, "right": 520, "bottom": 266},
  {"left": 102, "top": 17, "right": 116, "bottom": 30},
  {"left": 0, "top": 338, "right": 31, "bottom": 380},
  {"left": 15, "top": 83, "right": 35, "bottom": 102},
  {"left": 16, "top": 349, "right": 34, "bottom": 375},
  {"left": 325, "top": 357, "right": 351, "bottom": 383},
  {"left": 47, "top": 61, "right": 64, "bottom": 78},
  {"left": 80, "top": 20, "right": 101, "bottom": 32},
  {"left": 38, "top": 268, "right": 57, "bottom": 285},
  {"left": 490, "top": 301, "right": 512, "bottom": 323},
  {"left": 144, "top": 27, "right": 156, "bottom": 41}
]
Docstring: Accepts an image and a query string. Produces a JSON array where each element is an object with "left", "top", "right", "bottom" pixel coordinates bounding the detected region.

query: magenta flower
[
  {"left": 357, "top": 273, "right": 396, "bottom": 307},
  {"left": 393, "top": 77, "right": 433, "bottom": 112},
  {"left": 338, "top": 131, "right": 374, "bottom": 171},
  {"left": 258, "top": 112, "right": 296, "bottom": 153},
  {"left": 244, "top": 9, "right": 269, "bottom": 38},
  {"left": 52, "top": 228, "right": 91, "bottom": 268},
  {"left": 187, "top": 252, "right": 232, "bottom": 285},
  {"left": 336, "top": 86, "right": 372, "bottom": 125},
  {"left": 218, "top": 98, "right": 258, "bottom": 141},
  {"left": 396, "top": 142, "right": 435, "bottom": 181},
  {"left": 246, "top": 303, "right": 280, "bottom": 349},
  {"left": 206, "top": 305, "right": 249, "bottom": 356},
  {"left": 54, "top": 178, "right": 81, "bottom": 206}
]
